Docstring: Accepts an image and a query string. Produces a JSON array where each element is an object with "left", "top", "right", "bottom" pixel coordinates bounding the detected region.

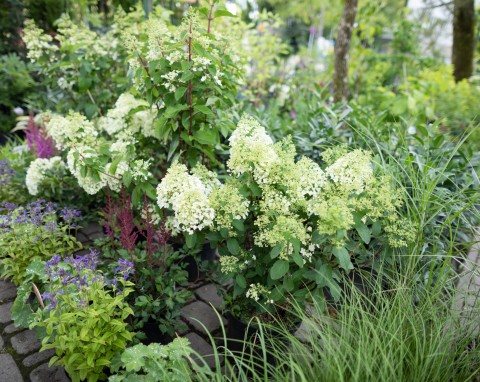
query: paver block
[
  {"left": 30, "top": 363, "right": 69, "bottom": 382},
  {"left": 76, "top": 231, "right": 89, "bottom": 244},
  {"left": 194, "top": 284, "right": 224, "bottom": 310},
  {"left": 4, "top": 323, "right": 23, "bottom": 335},
  {"left": 185, "top": 332, "right": 220, "bottom": 369},
  {"left": 23, "top": 348, "right": 56, "bottom": 368},
  {"left": 0, "top": 302, "right": 13, "bottom": 324},
  {"left": 0, "top": 279, "right": 15, "bottom": 290},
  {"left": 181, "top": 301, "right": 226, "bottom": 335},
  {"left": 11, "top": 329, "right": 41, "bottom": 355},
  {"left": 80, "top": 223, "right": 103, "bottom": 239},
  {"left": 0, "top": 284, "right": 17, "bottom": 301},
  {"left": 0, "top": 353, "right": 23, "bottom": 382}
]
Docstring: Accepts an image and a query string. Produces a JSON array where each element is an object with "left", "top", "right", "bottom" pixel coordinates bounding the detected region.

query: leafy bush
[
  {"left": 0, "top": 138, "right": 34, "bottom": 204},
  {"left": 109, "top": 338, "right": 207, "bottom": 381},
  {"left": 125, "top": 5, "right": 243, "bottom": 167},
  {"left": 97, "top": 191, "right": 191, "bottom": 337},
  {"left": 156, "top": 115, "right": 414, "bottom": 320},
  {"left": 32, "top": 250, "right": 135, "bottom": 382},
  {"left": 0, "top": 200, "right": 82, "bottom": 284},
  {"left": 22, "top": 12, "right": 134, "bottom": 118},
  {"left": 0, "top": 54, "right": 36, "bottom": 133}
]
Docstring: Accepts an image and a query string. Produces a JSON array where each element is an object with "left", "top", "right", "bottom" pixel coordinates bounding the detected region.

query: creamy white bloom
[
  {"left": 46, "top": 112, "right": 98, "bottom": 150},
  {"left": 156, "top": 163, "right": 215, "bottom": 234},
  {"left": 326, "top": 150, "right": 374, "bottom": 194},
  {"left": 67, "top": 146, "right": 106, "bottom": 195},
  {"left": 26, "top": 157, "right": 66, "bottom": 195},
  {"left": 227, "top": 115, "right": 278, "bottom": 184}
]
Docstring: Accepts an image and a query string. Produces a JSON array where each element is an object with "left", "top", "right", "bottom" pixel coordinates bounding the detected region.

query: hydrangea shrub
[{"left": 156, "top": 115, "right": 415, "bottom": 319}]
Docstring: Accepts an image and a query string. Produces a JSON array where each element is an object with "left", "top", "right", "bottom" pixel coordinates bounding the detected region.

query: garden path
[
  {"left": 0, "top": 223, "right": 229, "bottom": 381},
  {"left": 455, "top": 230, "right": 480, "bottom": 335}
]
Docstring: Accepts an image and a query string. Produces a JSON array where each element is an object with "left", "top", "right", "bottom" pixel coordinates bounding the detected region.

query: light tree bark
[
  {"left": 452, "top": 0, "right": 475, "bottom": 82},
  {"left": 333, "top": 0, "right": 359, "bottom": 103}
]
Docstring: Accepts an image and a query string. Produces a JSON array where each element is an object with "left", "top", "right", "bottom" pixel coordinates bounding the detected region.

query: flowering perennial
[
  {"left": 156, "top": 163, "right": 215, "bottom": 234},
  {"left": 156, "top": 115, "right": 415, "bottom": 310},
  {"left": 25, "top": 157, "right": 67, "bottom": 195}
]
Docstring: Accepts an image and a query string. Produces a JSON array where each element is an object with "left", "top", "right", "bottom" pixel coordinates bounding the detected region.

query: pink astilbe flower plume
[{"left": 25, "top": 113, "right": 56, "bottom": 159}]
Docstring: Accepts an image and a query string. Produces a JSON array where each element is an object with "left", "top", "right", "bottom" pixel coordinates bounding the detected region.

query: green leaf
[
  {"left": 167, "top": 137, "right": 179, "bottom": 161},
  {"left": 313, "top": 263, "right": 332, "bottom": 287},
  {"left": 292, "top": 252, "right": 304, "bottom": 267},
  {"left": 250, "top": 183, "right": 262, "bottom": 197},
  {"left": 185, "top": 233, "right": 196, "bottom": 249},
  {"left": 164, "top": 104, "right": 188, "bottom": 119},
  {"left": 123, "top": 171, "right": 132, "bottom": 188},
  {"left": 174, "top": 87, "right": 187, "bottom": 101},
  {"left": 109, "top": 156, "right": 122, "bottom": 175},
  {"left": 232, "top": 220, "right": 244, "bottom": 232},
  {"left": 235, "top": 274, "right": 246, "bottom": 289},
  {"left": 194, "top": 105, "right": 215, "bottom": 119},
  {"left": 132, "top": 185, "right": 142, "bottom": 206},
  {"left": 333, "top": 247, "right": 354, "bottom": 271},
  {"left": 180, "top": 71, "right": 194, "bottom": 82},
  {"left": 214, "top": 9, "right": 236, "bottom": 18},
  {"left": 372, "top": 221, "right": 382, "bottom": 236},
  {"left": 270, "top": 260, "right": 289, "bottom": 280},
  {"left": 270, "top": 243, "right": 283, "bottom": 259},
  {"left": 312, "top": 230, "right": 326, "bottom": 245},
  {"left": 193, "top": 127, "right": 218, "bottom": 146},
  {"left": 354, "top": 215, "right": 371, "bottom": 244},
  {"left": 227, "top": 239, "right": 240, "bottom": 255}
]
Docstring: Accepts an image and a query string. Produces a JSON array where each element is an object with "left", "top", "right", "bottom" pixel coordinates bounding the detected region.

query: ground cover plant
[{"left": 0, "top": 0, "right": 479, "bottom": 381}]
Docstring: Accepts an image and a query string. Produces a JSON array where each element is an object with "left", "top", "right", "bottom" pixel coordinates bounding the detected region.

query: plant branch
[
  {"left": 187, "top": 19, "right": 193, "bottom": 136},
  {"left": 207, "top": 1, "right": 214, "bottom": 34}
]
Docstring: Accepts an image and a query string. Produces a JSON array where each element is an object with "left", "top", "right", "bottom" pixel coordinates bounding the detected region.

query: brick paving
[{"left": 0, "top": 223, "right": 228, "bottom": 381}]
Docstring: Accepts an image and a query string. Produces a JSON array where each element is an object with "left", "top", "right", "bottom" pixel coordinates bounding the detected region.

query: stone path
[
  {"left": 0, "top": 223, "right": 228, "bottom": 381},
  {"left": 455, "top": 231, "right": 480, "bottom": 335}
]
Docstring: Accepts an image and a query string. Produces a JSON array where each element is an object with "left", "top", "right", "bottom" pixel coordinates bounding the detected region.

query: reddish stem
[
  {"left": 187, "top": 19, "right": 193, "bottom": 136},
  {"left": 207, "top": 1, "right": 214, "bottom": 33}
]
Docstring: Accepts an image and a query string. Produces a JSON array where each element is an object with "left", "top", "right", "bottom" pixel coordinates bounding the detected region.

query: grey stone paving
[
  {"left": 455, "top": 231, "right": 480, "bottom": 335},
  {"left": 0, "top": 222, "right": 229, "bottom": 381},
  {"left": 11, "top": 330, "right": 41, "bottom": 355},
  {"left": 0, "top": 353, "right": 23, "bottom": 382}
]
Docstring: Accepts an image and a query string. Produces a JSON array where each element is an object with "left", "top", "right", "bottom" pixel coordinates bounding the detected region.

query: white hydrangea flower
[
  {"left": 46, "top": 112, "right": 98, "bottom": 150},
  {"left": 67, "top": 146, "right": 106, "bottom": 195},
  {"left": 103, "top": 160, "right": 129, "bottom": 192},
  {"left": 132, "top": 109, "right": 158, "bottom": 139},
  {"left": 246, "top": 283, "right": 271, "bottom": 302},
  {"left": 326, "top": 150, "right": 374, "bottom": 194},
  {"left": 99, "top": 93, "right": 157, "bottom": 139},
  {"left": 22, "top": 20, "right": 58, "bottom": 62},
  {"left": 25, "top": 157, "right": 66, "bottom": 195},
  {"left": 295, "top": 157, "right": 326, "bottom": 198},
  {"left": 227, "top": 115, "right": 278, "bottom": 184},
  {"left": 99, "top": 93, "right": 145, "bottom": 136},
  {"left": 156, "top": 163, "right": 215, "bottom": 234}
]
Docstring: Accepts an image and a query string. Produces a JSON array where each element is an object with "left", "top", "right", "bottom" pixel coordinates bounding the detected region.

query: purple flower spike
[
  {"left": 59, "top": 207, "right": 82, "bottom": 225},
  {"left": 114, "top": 258, "right": 134, "bottom": 281}
]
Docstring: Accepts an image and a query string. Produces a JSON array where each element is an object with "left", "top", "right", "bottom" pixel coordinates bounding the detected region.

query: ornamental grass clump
[
  {"left": 156, "top": 115, "right": 415, "bottom": 320},
  {"left": 32, "top": 250, "right": 135, "bottom": 382},
  {"left": 0, "top": 200, "right": 81, "bottom": 284}
]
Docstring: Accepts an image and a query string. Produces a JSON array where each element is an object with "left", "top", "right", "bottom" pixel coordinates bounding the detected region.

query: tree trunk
[
  {"left": 333, "top": 0, "right": 359, "bottom": 103},
  {"left": 452, "top": 0, "right": 475, "bottom": 82}
]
